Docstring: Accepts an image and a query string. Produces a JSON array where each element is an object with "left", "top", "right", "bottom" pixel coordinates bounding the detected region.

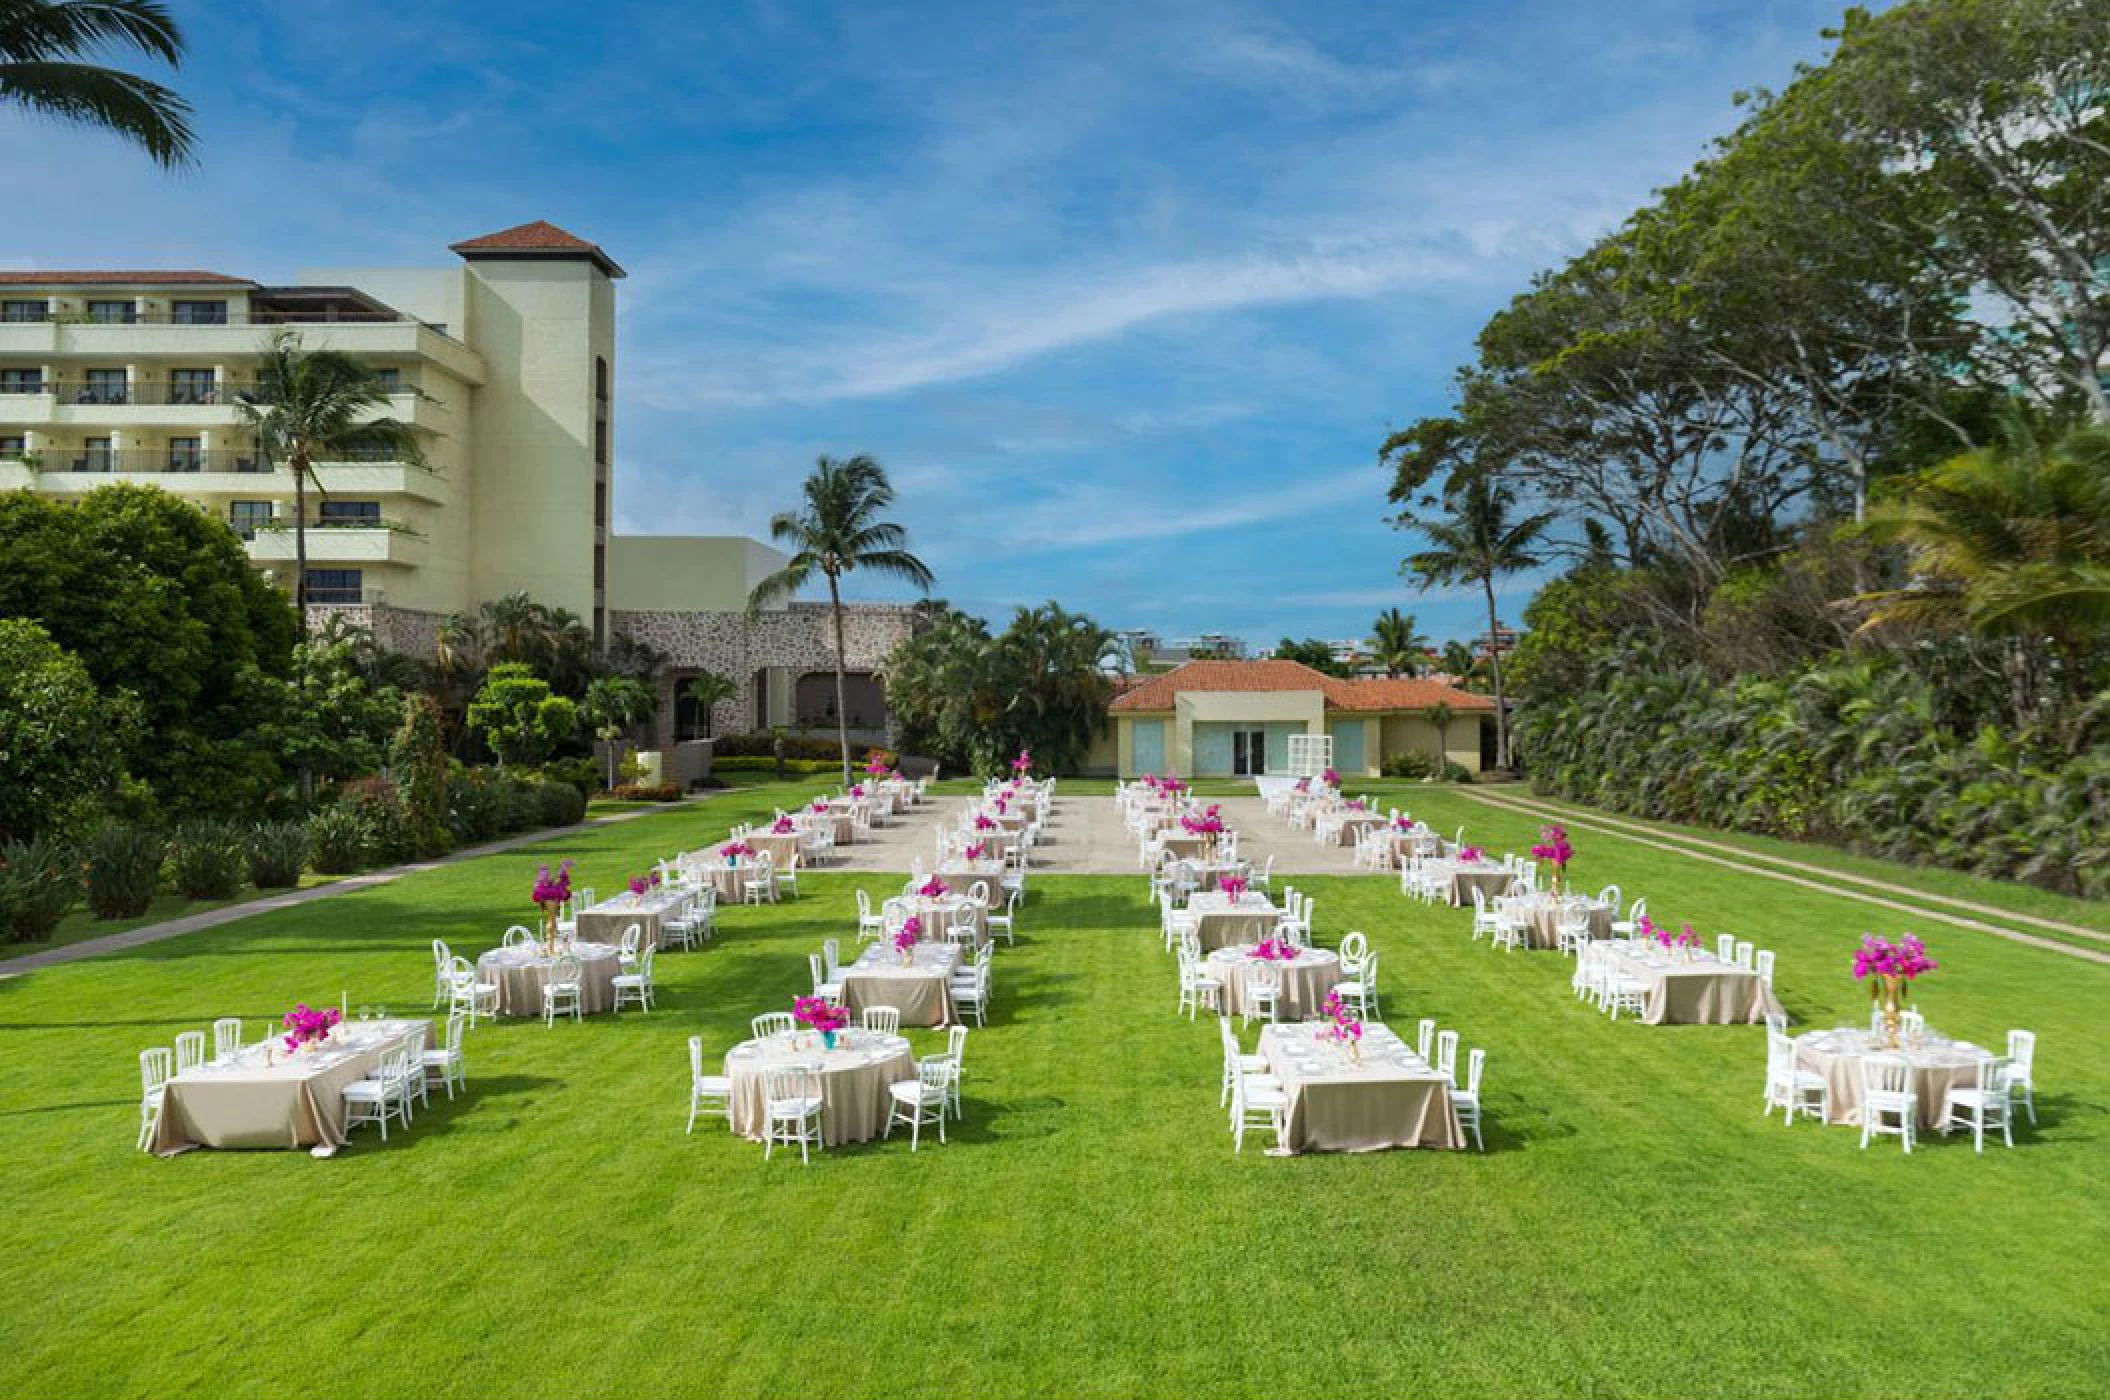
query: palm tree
[
  {"left": 0, "top": 0, "right": 193, "bottom": 166},
  {"left": 749, "top": 455, "right": 934, "bottom": 786},
  {"left": 1421, "top": 701, "right": 1453, "bottom": 769},
  {"left": 583, "top": 675, "right": 656, "bottom": 790},
  {"left": 1404, "top": 474, "right": 1553, "bottom": 770},
  {"left": 681, "top": 670, "right": 739, "bottom": 740},
  {"left": 1370, "top": 606, "right": 1428, "bottom": 677},
  {"left": 1859, "top": 416, "right": 2110, "bottom": 693},
  {"left": 237, "top": 329, "right": 419, "bottom": 621}
]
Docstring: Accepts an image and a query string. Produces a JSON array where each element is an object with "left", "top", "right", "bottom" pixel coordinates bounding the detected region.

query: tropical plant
[
  {"left": 1401, "top": 474, "right": 1553, "bottom": 769},
  {"left": 681, "top": 670, "right": 739, "bottom": 742},
  {"left": 305, "top": 804, "right": 372, "bottom": 875},
  {"left": 0, "top": 835, "right": 78, "bottom": 941},
  {"left": 388, "top": 693, "right": 451, "bottom": 858},
  {"left": 748, "top": 455, "right": 934, "bottom": 786},
  {"left": 1370, "top": 607, "right": 1427, "bottom": 677},
  {"left": 236, "top": 329, "right": 421, "bottom": 616},
  {"left": 166, "top": 820, "right": 247, "bottom": 900},
  {"left": 1270, "top": 637, "right": 1349, "bottom": 677},
  {"left": 0, "top": 0, "right": 193, "bottom": 166},
  {"left": 82, "top": 822, "right": 161, "bottom": 919},
  {"left": 0, "top": 617, "right": 133, "bottom": 841},
  {"left": 465, "top": 663, "right": 578, "bottom": 769},
  {"left": 583, "top": 674, "right": 657, "bottom": 789},
  {"left": 244, "top": 821, "right": 309, "bottom": 889},
  {"left": 1420, "top": 702, "right": 1453, "bottom": 767}
]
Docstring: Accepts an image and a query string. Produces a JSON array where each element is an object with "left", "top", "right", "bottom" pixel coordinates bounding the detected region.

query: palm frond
[{"left": 0, "top": 56, "right": 190, "bottom": 164}]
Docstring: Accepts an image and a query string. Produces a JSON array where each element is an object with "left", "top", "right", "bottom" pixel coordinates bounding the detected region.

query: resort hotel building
[{"left": 0, "top": 221, "right": 912, "bottom": 745}]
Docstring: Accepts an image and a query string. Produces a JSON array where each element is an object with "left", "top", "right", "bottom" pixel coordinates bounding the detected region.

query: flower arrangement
[
  {"left": 1677, "top": 923, "right": 1701, "bottom": 954},
  {"left": 1344, "top": 797, "right": 1368, "bottom": 812},
  {"left": 1321, "top": 767, "right": 1340, "bottom": 788},
  {"left": 720, "top": 840, "right": 756, "bottom": 861},
  {"left": 811, "top": 799, "right": 830, "bottom": 814},
  {"left": 864, "top": 751, "right": 893, "bottom": 776},
  {"left": 1218, "top": 874, "right": 1249, "bottom": 901},
  {"left": 792, "top": 995, "right": 850, "bottom": 1039},
  {"left": 770, "top": 815, "right": 796, "bottom": 834},
  {"left": 1252, "top": 935, "right": 1298, "bottom": 962},
  {"left": 531, "top": 859, "right": 574, "bottom": 909},
  {"left": 916, "top": 876, "right": 951, "bottom": 898},
  {"left": 1319, "top": 990, "right": 1363, "bottom": 1053},
  {"left": 1854, "top": 933, "right": 1937, "bottom": 982},
  {"left": 1012, "top": 748, "right": 1033, "bottom": 775},
  {"left": 974, "top": 813, "right": 998, "bottom": 831},
  {"left": 1180, "top": 805, "right": 1227, "bottom": 837},
  {"left": 1457, "top": 846, "right": 1484, "bottom": 864},
  {"left": 281, "top": 1002, "right": 342, "bottom": 1053},
  {"left": 1530, "top": 824, "right": 1574, "bottom": 890},
  {"left": 1392, "top": 814, "right": 1413, "bottom": 832},
  {"left": 963, "top": 841, "right": 988, "bottom": 862},
  {"left": 894, "top": 914, "right": 923, "bottom": 956},
  {"left": 1294, "top": 776, "right": 1311, "bottom": 793}
]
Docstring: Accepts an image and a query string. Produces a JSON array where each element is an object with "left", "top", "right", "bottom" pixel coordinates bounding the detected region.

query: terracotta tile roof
[
  {"left": 0, "top": 270, "right": 251, "bottom": 286},
  {"left": 1109, "top": 658, "right": 1494, "bottom": 713},
  {"left": 449, "top": 220, "right": 624, "bottom": 277}
]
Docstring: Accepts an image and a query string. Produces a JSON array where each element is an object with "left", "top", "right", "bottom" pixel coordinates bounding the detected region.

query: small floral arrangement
[
  {"left": 629, "top": 875, "right": 650, "bottom": 897},
  {"left": 894, "top": 914, "right": 923, "bottom": 954},
  {"left": 848, "top": 783, "right": 866, "bottom": 799},
  {"left": 720, "top": 841, "right": 756, "bottom": 861},
  {"left": 531, "top": 859, "right": 574, "bottom": 909},
  {"left": 1392, "top": 814, "right": 1413, "bottom": 831},
  {"left": 864, "top": 751, "right": 893, "bottom": 776},
  {"left": 1321, "top": 767, "right": 1340, "bottom": 788},
  {"left": 1180, "top": 805, "right": 1227, "bottom": 837},
  {"left": 1530, "top": 824, "right": 1574, "bottom": 874},
  {"left": 1218, "top": 875, "right": 1249, "bottom": 901},
  {"left": 974, "top": 813, "right": 998, "bottom": 831},
  {"left": 1345, "top": 797, "right": 1368, "bottom": 812},
  {"left": 1319, "top": 990, "right": 1363, "bottom": 1045},
  {"left": 1457, "top": 846, "right": 1484, "bottom": 864},
  {"left": 1012, "top": 748, "right": 1033, "bottom": 775},
  {"left": 1854, "top": 933, "right": 1937, "bottom": 982},
  {"left": 1252, "top": 935, "right": 1298, "bottom": 961},
  {"left": 792, "top": 995, "right": 850, "bottom": 1034},
  {"left": 770, "top": 815, "right": 796, "bottom": 834},
  {"left": 916, "top": 877, "right": 951, "bottom": 898},
  {"left": 1677, "top": 922, "right": 1701, "bottom": 952},
  {"left": 963, "top": 841, "right": 988, "bottom": 862},
  {"left": 811, "top": 799, "right": 830, "bottom": 813},
  {"left": 281, "top": 1003, "right": 342, "bottom": 1052}
]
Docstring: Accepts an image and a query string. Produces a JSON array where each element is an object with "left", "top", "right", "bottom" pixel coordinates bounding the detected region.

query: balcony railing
[
  {"left": 47, "top": 447, "right": 268, "bottom": 474},
  {"left": 253, "top": 517, "right": 422, "bottom": 536},
  {"left": 0, "top": 377, "right": 422, "bottom": 405},
  {"left": 0, "top": 308, "right": 448, "bottom": 330}
]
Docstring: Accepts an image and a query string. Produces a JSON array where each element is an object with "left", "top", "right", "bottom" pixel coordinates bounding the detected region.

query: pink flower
[{"left": 916, "top": 877, "right": 950, "bottom": 898}]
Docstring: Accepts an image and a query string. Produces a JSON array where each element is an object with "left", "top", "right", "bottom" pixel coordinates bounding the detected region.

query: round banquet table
[
  {"left": 1443, "top": 866, "right": 1515, "bottom": 907},
  {"left": 887, "top": 893, "right": 989, "bottom": 945},
  {"left": 724, "top": 1029, "right": 917, "bottom": 1146},
  {"left": 1207, "top": 945, "right": 1342, "bottom": 1021},
  {"left": 1794, "top": 1027, "right": 1988, "bottom": 1130},
  {"left": 698, "top": 860, "right": 766, "bottom": 903},
  {"left": 476, "top": 942, "right": 620, "bottom": 1017},
  {"left": 1515, "top": 894, "right": 1611, "bottom": 950}
]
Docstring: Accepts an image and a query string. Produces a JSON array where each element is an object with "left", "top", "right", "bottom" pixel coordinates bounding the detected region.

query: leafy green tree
[
  {"left": 238, "top": 329, "right": 421, "bottom": 617},
  {"left": 0, "top": 484, "right": 298, "bottom": 817},
  {"left": 583, "top": 674, "right": 657, "bottom": 788},
  {"left": 0, "top": 618, "right": 134, "bottom": 840},
  {"left": 1370, "top": 607, "right": 1427, "bottom": 677},
  {"left": 465, "top": 664, "right": 578, "bottom": 768},
  {"left": 885, "top": 602, "right": 1112, "bottom": 776},
  {"left": 1402, "top": 475, "right": 1553, "bottom": 770},
  {"left": 243, "top": 635, "right": 403, "bottom": 800},
  {"left": 389, "top": 693, "right": 450, "bottom": 857},
  {"left": 0, "top": 0, "right": 194, "bottom": 166},
  {"left": 1271, "top": 637, "right": 1348, "bottom": 677},
  {"left": 749, "top": 455, "right": 934, "bottom": 786},
  {"left": 681, "top": 670, "right": 739, "bottom": 740}
]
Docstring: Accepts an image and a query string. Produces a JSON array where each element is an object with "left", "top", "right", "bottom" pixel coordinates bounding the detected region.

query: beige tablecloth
[
  {"left": 1153, "top": 831, "right": 1211, "bottom": 862},
  {"left": 1585, "top": 942, "right": 1786, "bottom": 1025},
  {"left": 692, "top": 859, "right": 767, "bottom": 903},
  {"left": 725, "top": 1030, "right": 916, "bottom": 1146},
  {"left": 1443, "top": 866, "right": 1515, "bottom": 907},
  {"left": 1259, "top": 1021, "right": 1463, "bottom": 1153},
  {"left": 934, "top": 865, "right": 1006, "bottom": 903},
  {"left": 477, "top": 943, "right": 620, "bottom": 1017},
  {"left": 1168, "top": 859, "right": 1248, "bottom": 895},
  {"left": 887, "top": 893, "right": 989, "bottom": 945},
  {"left": 1186, "top": 893, "right": 1282, "bottom": 952},
  {"left": 154, "top": 1018, "right": 432, "bottom": 1156},
  {"left": 1514, "top": 895, "right": 1611, "bottom": 950},
  {"left": 840, "top": 943, "right": 960, "bottom": 1026},
  {"left": 576, "top": 889, "right": 687, "bottom": 950},
  {"left": 1795, "top": 1028, "right": 1987, "bottom": 1130},
  {"left": 1209, "top": 946, "right": 1342, "bottom": 1021},
  {"left": 750, "top": 832, "right": 802, "bottom": 866},
  {"left": 1323, "top": 812, "right": 1384, "bottom": 847}
]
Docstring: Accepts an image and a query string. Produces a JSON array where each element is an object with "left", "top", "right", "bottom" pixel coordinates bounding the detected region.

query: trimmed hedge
[{"left": 711, "top": 756, "right": 841, "bottom": 776}]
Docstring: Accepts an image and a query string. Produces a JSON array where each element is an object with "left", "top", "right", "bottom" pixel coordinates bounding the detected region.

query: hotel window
[
  {"left": 302, "top": 568, "right": 364, "bottom": 604},
  {"left": 0, "top": 435, "right": 26, "bottom": 459},
  {"left": 169, "top": 368, "right": 216, "bottom": 405},
  {"left": 2, "top": 300, "right": 46, "bottom": 323},
  {"left": 318, "top": 499, "right": 380, "bottom": 523},
  {"left": 228, "top": 501, "right": 273, "bottom": 539},
  {"left": 372, "top": 367, "right": 401, "bottom": 393},
  {"left": 170, "top": 299, "right": 228, "bottom": 326},
  {"left": 87, "top": 300, "right": 136, "bottom": 324},
  {"left": 79, "top": 437, "right": 113, "bottom": 471},
  {"left": 82, "top": 369, "right": 127, "bottom": 405},
  {"left": 595, "top": 356, "right": 609, "bottom": 401},
  {"left": 166, "top": 437, "right": 203, "bottom": 472},
  {"left": 594, "top": 417, "right": 607, "bottom": 465},
  {"left": 0, "top": 368, "right": 45, "bottom": 394}
]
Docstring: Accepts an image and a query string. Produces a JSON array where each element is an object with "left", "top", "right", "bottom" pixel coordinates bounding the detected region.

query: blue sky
[{"left": 1, "top": 0, "right": 1864, "bottom": 646}]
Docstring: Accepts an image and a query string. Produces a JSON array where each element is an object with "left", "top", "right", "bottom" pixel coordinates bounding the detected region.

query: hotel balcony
[
  {"left": 0, "top": 313, "right": 484, "bottom": 386},
  {"left": 0, "top": 378, "right": 449, "bottom": 433},
  {"left": 9, "top": 447, "right": 448, "bottom": 503},
  {"left": 245, "top": 518, "right": 429, "bottom": 568}
]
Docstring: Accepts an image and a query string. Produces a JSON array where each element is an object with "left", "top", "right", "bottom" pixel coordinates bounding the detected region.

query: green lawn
[
  {"left": 1, "top": 784, "right": 2104, "bottom": 1398},
  {"left": 23, "top": 873, "right": 346, "bottom": 954}
]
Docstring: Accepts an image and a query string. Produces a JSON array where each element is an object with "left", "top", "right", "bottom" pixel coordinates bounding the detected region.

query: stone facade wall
[
  {"left": 611, "top": 602, "right": 918, "bottom": 742},
  {"left": 305, "top": 602, "right": 448, "bottom": 657}
]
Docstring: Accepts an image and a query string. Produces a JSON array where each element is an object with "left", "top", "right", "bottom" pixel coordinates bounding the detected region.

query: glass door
[{"left": 1231, "top": 729, "right": 1268, "bottom": 776}]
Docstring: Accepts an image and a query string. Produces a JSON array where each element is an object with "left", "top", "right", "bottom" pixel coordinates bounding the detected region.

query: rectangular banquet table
[
  {"left": 1320, "top": 812, "right": 1384, "bottom": 847},
  {"left": 155, "top": 1018, "right": 433, "bottom": 1156},
  {"left": 1794, "top": 1028, "right": 1989, "bottom": 1130},
  {"left": 749, "top": 832, "right": 802, "bottom": 866},
  {"left": 576, "top": 888, "right": 689, "bottom": 950},
  {"left": 934, "top": 864, "right": 1007, "bottom": 901},
  {"left": 1209, "top": 946, "right": 1342, "bottom": 1021},
  {"left": 1258, "top": 1021, "right": 1463, "bottom": 1153},
  {"left": 1583, "top": 942, "right": 1786, "bottom": 1024},
  {"left": 839, "top": 943, "right": 961, "bottom": 1026},
  {"left": 886, "top": 893, "right": 989, "bottom": 945},
  {"left": 1513, "top": 894, "right": 1612, "bottom": 950},
  {"left": 1186, "top": 892, "right": 1282, "bottom": 952},
  {"left": 1441, "top": 865, "right": 1516, "bottom": 906}
]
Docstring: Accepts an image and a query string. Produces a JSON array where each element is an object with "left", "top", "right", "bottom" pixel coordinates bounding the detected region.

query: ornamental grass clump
[
  {"left": 0, "top": 836, "right": 80, "bottom": 941},
  {"left": 167, "top": 821, "right": 248, "bottom": 900},
  {"left": 83, "top": 823, "right": 163, "bottom": 919},
  {"left": 246, "top": 821, "right": 310, "bottom": 889}
]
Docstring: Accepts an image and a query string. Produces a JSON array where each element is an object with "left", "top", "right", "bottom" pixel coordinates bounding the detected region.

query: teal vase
[{"left": 822, "top": 1030, "right": 838, "bottom": 1051}]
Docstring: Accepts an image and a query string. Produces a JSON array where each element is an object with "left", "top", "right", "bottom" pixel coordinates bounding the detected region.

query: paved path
[
  {"left": 1459, "top": 788, "right": 2110, "bottom": 967},
  {"left": 0, "top": 800, "right": 702, "bottom": 977}
]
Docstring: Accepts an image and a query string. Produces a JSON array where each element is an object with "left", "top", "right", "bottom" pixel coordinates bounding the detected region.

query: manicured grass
[
  {"left": 0, "top": 786, "right": 2104, "bottom": 1398},
  {"left": 20, "top": 874, "right": 346, "bottom": 954}
]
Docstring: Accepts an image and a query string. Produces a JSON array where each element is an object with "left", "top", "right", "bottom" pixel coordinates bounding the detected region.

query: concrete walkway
[{"left": 0, "top": 800, "right": 703, "bottom": 977}]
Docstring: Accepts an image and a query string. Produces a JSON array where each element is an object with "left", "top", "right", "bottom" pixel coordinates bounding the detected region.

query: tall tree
[
  {"left": 681, "top": 670, "right": 739, "bottom": 740},
  {"left": 238, "top": 329, "right": 420, "bottom": 619},
  {"left": 1370, "top": 607, "right": 1428, "bottom": 677},
  {"left": 0, "top": 0, "right": 193, "bottom": 166},
  {"left": 1402, "top": 475, "right": 1553, "bottom": 769},
  {"left": 582, "top": 675, "right": 656, "bottom": 790},
  {"left": 748, "top": 455, "right": 933, "bottom": 786}
]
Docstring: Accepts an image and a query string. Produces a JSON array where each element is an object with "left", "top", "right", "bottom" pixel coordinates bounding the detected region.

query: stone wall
[{"left": 304, "top": 602, "right": 447, "bottom": 657}]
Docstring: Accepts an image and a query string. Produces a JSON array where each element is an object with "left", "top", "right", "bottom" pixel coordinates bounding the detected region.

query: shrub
[
  {"left": 609, "top": 783, "right": 682, "bottom": 802},
  {"left": 535, "top": 756, "right": 600, "bottom": 801},
  {"left": 247, "top": 821, "right": 310, "bottom": 888},
  {"left": 710, "top": 756, "right": 840, "bottom": 776},
  {"left": 340, "top": 775, "right": 419, "bottom": 863},
  {"left": 532, "top": 777, "right": 588, "bottom": 827},
  {"left": 1381, "top": 750, "right": 1439, "bottom": 780},
  {"left": 389, "top": 694, "right": 452, "bottom": 859},
  {"left": 0, "top": 836, "right": 80, "bottom": 941},
  {"left": 710, "top": 733, "right": 844, "bottom": 761},
  {"left": 167, "top": 821, "right": 248, "bottom": 900},
  {"left": 307, "top": 804, "right": 374, "bottom": 874},
  {"left": 1441, "top": 761, "right": 1474, "bottom": 784},
  {"left": 83, "top": 823, "right": 164, "bottom": 919}
]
